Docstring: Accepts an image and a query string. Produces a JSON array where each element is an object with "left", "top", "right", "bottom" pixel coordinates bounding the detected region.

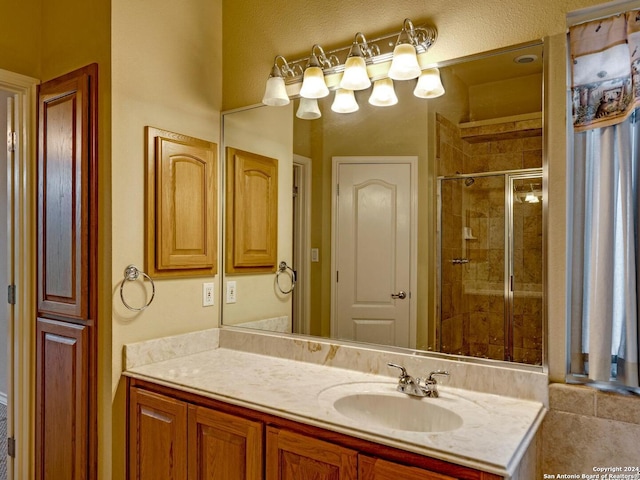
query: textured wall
[{"left": 222, "top": 0, "right": 606, "bottom": 110}]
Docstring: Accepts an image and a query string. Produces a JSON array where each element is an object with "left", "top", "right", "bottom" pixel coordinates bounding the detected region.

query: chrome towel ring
[
  {"left": 276, "top": 261, "right": 296, "bottom": 295},
  {"left": 120, "top": 265, "right": 156, "bottom": 311}
]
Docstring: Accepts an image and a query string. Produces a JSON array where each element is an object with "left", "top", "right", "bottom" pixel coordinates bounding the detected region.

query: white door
[{"left": 332, "top": 157, "right": 415, "bottom": 348}]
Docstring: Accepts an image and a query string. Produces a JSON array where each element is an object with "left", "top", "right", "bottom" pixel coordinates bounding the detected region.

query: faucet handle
[
  {"left": 387, "top": 362, "right": 409, "bottom": 378},
  {"left": 427, "top": 370, "right": 450, "bottom": 383}
]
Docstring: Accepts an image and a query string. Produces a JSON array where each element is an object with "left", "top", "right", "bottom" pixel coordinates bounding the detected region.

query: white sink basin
[{"left": 317, "top": 382, "right": 465, "bottom": 433}]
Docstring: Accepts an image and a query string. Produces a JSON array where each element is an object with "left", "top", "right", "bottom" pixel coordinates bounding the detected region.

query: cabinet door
[
  {"left": 359, "top": 456, "right": 458, "bottom": 480},
  {"left": 266, "top": 427, "right": 357, "bottom": 480},
  {"left": 225, "top": 147, "right": 278, "bottom": 273},
  {"left": 35, "top": 318, "right": 88, "bottom": 480},
  {"left": 145, "top": 127, "right": 218, "bottom": 277},
  {"left": 188, "top": 405, "right": 262, "bottom": 480},
  {"left": 129, "top": 388, "right": 188, "bottom": 480}
]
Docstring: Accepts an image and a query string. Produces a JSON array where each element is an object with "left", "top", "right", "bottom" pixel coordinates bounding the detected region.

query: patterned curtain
[{"left": 570, "top": 10, "right": 640, "bottom": 132}]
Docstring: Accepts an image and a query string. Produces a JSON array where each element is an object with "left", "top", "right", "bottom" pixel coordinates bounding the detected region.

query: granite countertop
[{"left": 123, "top": 332, "right": 546, "bottom": 478}]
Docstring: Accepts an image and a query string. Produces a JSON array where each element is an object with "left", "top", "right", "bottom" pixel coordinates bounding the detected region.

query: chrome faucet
[
  {"left": 387, "top": 363, "right": 450, "bottom": 398},
  {"left": 422, "top": 370, "right": 450, "bottom": 398}
]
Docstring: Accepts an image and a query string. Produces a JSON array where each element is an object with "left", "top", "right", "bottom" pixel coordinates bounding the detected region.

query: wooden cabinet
[
  {"left": 128, "top": 380, "right": 503, "bottom": 480},
  {"left": 225, "top": 147, "right": 278, "bottom": 273},
  {"left": 145, "top": 127, "right": 218, "bottom": 277},
  {"left": 359, "top": 456, "right": 456, "bottom": 480},
  {"left": 266, "top": 427, "right": 357, "bottom": 480},
  {"left": 129, "top": 388, "right": 188, "bottom": 480},
  {"left": 36, "top": 64, "right": 98, "bottom": 480},
  {"left": 35, "top": 318, "right": 88, "bottom": 480},
  {"left": 188, "top": 404, "right": 262, "bottom": 480},
  {"left": 129, "top": 387, "right": 262, "bottom": 480}
]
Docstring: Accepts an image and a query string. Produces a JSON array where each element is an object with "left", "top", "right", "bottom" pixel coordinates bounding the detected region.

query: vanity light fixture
[
  {"left": 262, "top": 55, "right": 302, "bottom": 106},
  {"left": 339, "top": 33, "right": 378, "bottom": 91},
  {"left": 300, "top": 45, "right": 336, "bottom": 99},
  {"left": 413, "top": 67, "right": 445, "bottom": 98},
  {"left": 331, "top": 88, "right": 359, "bottom": 113},
  {"left": 387, "top": 19, "right": 423, "bottom": 81},
  {"left": 296, "top": 97, "right": 322, "bottom": 119},
  {"left": 262, "top": 18, "right": 441, "bottom": 118},
  {"left": 368, "top": 78, "right": 398, "bottom": 107}
]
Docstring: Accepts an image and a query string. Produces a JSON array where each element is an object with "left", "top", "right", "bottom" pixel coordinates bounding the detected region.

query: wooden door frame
[
  {"left": 292, "top": 154, "right": 311, "bottom": 335},
  {"left": 330, "top": 156, "right": 418, "bottom": 348},
  {"left": 0, "top": 68, "right": 39, "bottom": 480}
]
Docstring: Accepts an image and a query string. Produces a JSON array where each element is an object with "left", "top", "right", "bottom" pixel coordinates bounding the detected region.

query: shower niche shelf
[{"left": 458, "top": 111, "right": 542, "bottom": 143}]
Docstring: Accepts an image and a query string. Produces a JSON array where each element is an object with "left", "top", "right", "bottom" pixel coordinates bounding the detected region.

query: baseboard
[{"left": 0, "top": 391, "right": 7, "bottom": 405}]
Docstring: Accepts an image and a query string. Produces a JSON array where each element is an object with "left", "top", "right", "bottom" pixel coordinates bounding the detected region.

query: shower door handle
[{"left": 391, "top": 291, "right": 407, "bottom": 299}]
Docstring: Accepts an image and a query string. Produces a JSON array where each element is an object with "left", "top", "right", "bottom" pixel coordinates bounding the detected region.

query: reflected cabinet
[{"left": 225, "top": 147, "right": 279, "bottom": 274}]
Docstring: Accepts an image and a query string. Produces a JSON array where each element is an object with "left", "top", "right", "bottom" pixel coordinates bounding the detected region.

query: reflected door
[{"left": 333, "top": 159, "right": 414, "bottom": 347}]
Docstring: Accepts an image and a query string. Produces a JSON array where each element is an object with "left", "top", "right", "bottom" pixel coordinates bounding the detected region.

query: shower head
[{"left": 464, "top": 177, "right": 475, "bottom": 187}]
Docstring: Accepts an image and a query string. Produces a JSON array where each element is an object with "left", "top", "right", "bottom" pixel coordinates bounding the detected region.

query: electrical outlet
[
  {"left": 226, "top": 281, "right": 237, "bottom": 304},
  {"left": 202, "top": 282, "right": 214, "bottom": 307}
]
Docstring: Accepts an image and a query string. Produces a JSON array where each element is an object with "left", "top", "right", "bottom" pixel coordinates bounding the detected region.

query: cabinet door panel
[
  {"left": 225, "top": 147, "right": 278, "bottom": 273},
  {"left": 129, "top": 388, "right": 188, "bottom": 480},
  {"left": 145, "top": 127, "right": 218, "bottom": 277},
  {"left": 266, "top": 427, "right": 357, "bottom": 480},
  {"left": 35, "top": 318, "right": 88, "bottom": 480},
  {"left": 37, "top": 68, "right": 94, "bottom": 320},
  {"left": 359, "top": 456, "right": 458, "bottom": 480},
  {"left": 188, "top": 405, "right": 262, "bottom": 480}
]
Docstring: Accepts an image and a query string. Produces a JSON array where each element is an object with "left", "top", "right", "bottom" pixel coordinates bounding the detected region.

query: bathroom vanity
[{"left": 124, "top": 328, "right": 546, "bottom": 479}]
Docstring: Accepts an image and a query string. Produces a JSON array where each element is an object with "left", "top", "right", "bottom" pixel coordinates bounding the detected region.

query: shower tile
[
  {"left": 523, "top": 149, "right": 542, "bottom": 168},
  {"left": 488, "top": 152, "right": 523, "bottom": 171},
  {"left": 490, "top": 138, "right": 524, "bottom": 154},
  {"left": 463, "top": 140, "right": 490, "bottom": 156},
  {"left": 523, "top": 135, "right": 543, "bottom": 151},
  {"left": 488, "top": 218, "right": 505, "bottom": 249},
  {"left": 488, "top": 344, "right": 505, "bottom": 361}
]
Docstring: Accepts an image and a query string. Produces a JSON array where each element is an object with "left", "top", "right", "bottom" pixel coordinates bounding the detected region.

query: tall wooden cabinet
[{"left": 35, "top": 64, "right": 98, "bottom": 480}]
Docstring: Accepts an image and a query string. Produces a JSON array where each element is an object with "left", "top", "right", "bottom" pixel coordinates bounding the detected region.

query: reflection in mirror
[{"left": 222, "top": 41, "right": 544, "bottom": 366}]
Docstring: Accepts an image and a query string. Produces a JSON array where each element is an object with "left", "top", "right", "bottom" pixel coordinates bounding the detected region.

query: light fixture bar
[{"left": 280, "top": 20, "right": 437, "bottom": 86}]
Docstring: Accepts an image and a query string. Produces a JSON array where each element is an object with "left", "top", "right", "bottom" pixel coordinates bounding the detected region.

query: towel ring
[
  {"left": 276, "top": 261, "right": 296, "bottom": 295},
  {"left": 120, "top": 265, "right": 155, "bottom": 311}
]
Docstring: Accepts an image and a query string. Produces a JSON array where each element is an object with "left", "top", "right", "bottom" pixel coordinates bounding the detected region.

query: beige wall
[
  {"left": 110, "top": 0, "right": 222, "bottom": 477},
  {"left": 222, "top": 104, "right": 294, "bottom": 326},
  {"left": 1, "top": 0, "right": 637, "bottom": 477}
]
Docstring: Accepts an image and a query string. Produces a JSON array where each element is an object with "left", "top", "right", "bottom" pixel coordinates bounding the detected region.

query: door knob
[{"left": 391, "top": 291, "right": 407, "bottom": 299}]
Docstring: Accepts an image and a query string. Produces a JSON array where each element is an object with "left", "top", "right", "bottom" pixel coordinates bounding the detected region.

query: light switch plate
[
  {"left": 226, "top": 281, "right": 237, "bottom": 304},
  {"left": 202, "top": 282, "right": 214, "bottom": 306}
]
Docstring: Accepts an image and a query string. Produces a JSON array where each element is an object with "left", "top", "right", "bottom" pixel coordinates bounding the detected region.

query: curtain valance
[{"left": 570, "top": 10, "right": 640, "bottom": 131}]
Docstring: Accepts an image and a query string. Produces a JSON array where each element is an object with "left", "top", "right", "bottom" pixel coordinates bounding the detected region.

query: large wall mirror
[{"left": 221, "top": 41, "right": 545, "bottom": 368}]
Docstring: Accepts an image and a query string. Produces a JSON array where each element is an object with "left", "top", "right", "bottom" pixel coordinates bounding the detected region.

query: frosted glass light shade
[
  {"left": 388, "top": 43, "right": 421, "bottom": 80},
  {"left": 300, "top": 66, "right": 329, "bottom": 99},
  {"left": 413, "top": 68, "right": 445, "bottom": 98},
  {"left": 331, "top": 89, "right": 359, "bottom": 113},
  {"left": 368, "top": 78, "right": 398, "bottom": 107},
  {"left": 339, "top": 56, "right": 371, "bottom": 91},
  {"left": 262, "top": 76, "right": 290, "bottom": 106},
  {"left": 296, "top": 97, "right": 322, "bottom": 120}
]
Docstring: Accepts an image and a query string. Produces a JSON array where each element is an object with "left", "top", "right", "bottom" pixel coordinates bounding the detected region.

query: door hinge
[
  {"left": 7, "top": 131, "right": 16, "bottom": 153},
  {"left": 336, "top": 184, "right": 339, "bottom": 195},
  {"left": 8, "top": 284, "right": 16, "bottom": 305},
  {"left": 336, "top": 270, "right": 339, "bottom": 283},
  {"left": 8, "top": 437, "right": 15, "bottom": 457}
]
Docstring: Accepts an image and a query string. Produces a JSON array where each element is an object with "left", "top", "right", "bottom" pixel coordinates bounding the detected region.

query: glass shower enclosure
[{"left": 437, "top": 169, "right": 543, "bottom": 365}]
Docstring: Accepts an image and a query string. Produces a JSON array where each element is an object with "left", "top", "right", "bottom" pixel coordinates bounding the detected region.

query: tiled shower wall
[{"left": 436, "top": 113, "right": 543, "bottom": 364}]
